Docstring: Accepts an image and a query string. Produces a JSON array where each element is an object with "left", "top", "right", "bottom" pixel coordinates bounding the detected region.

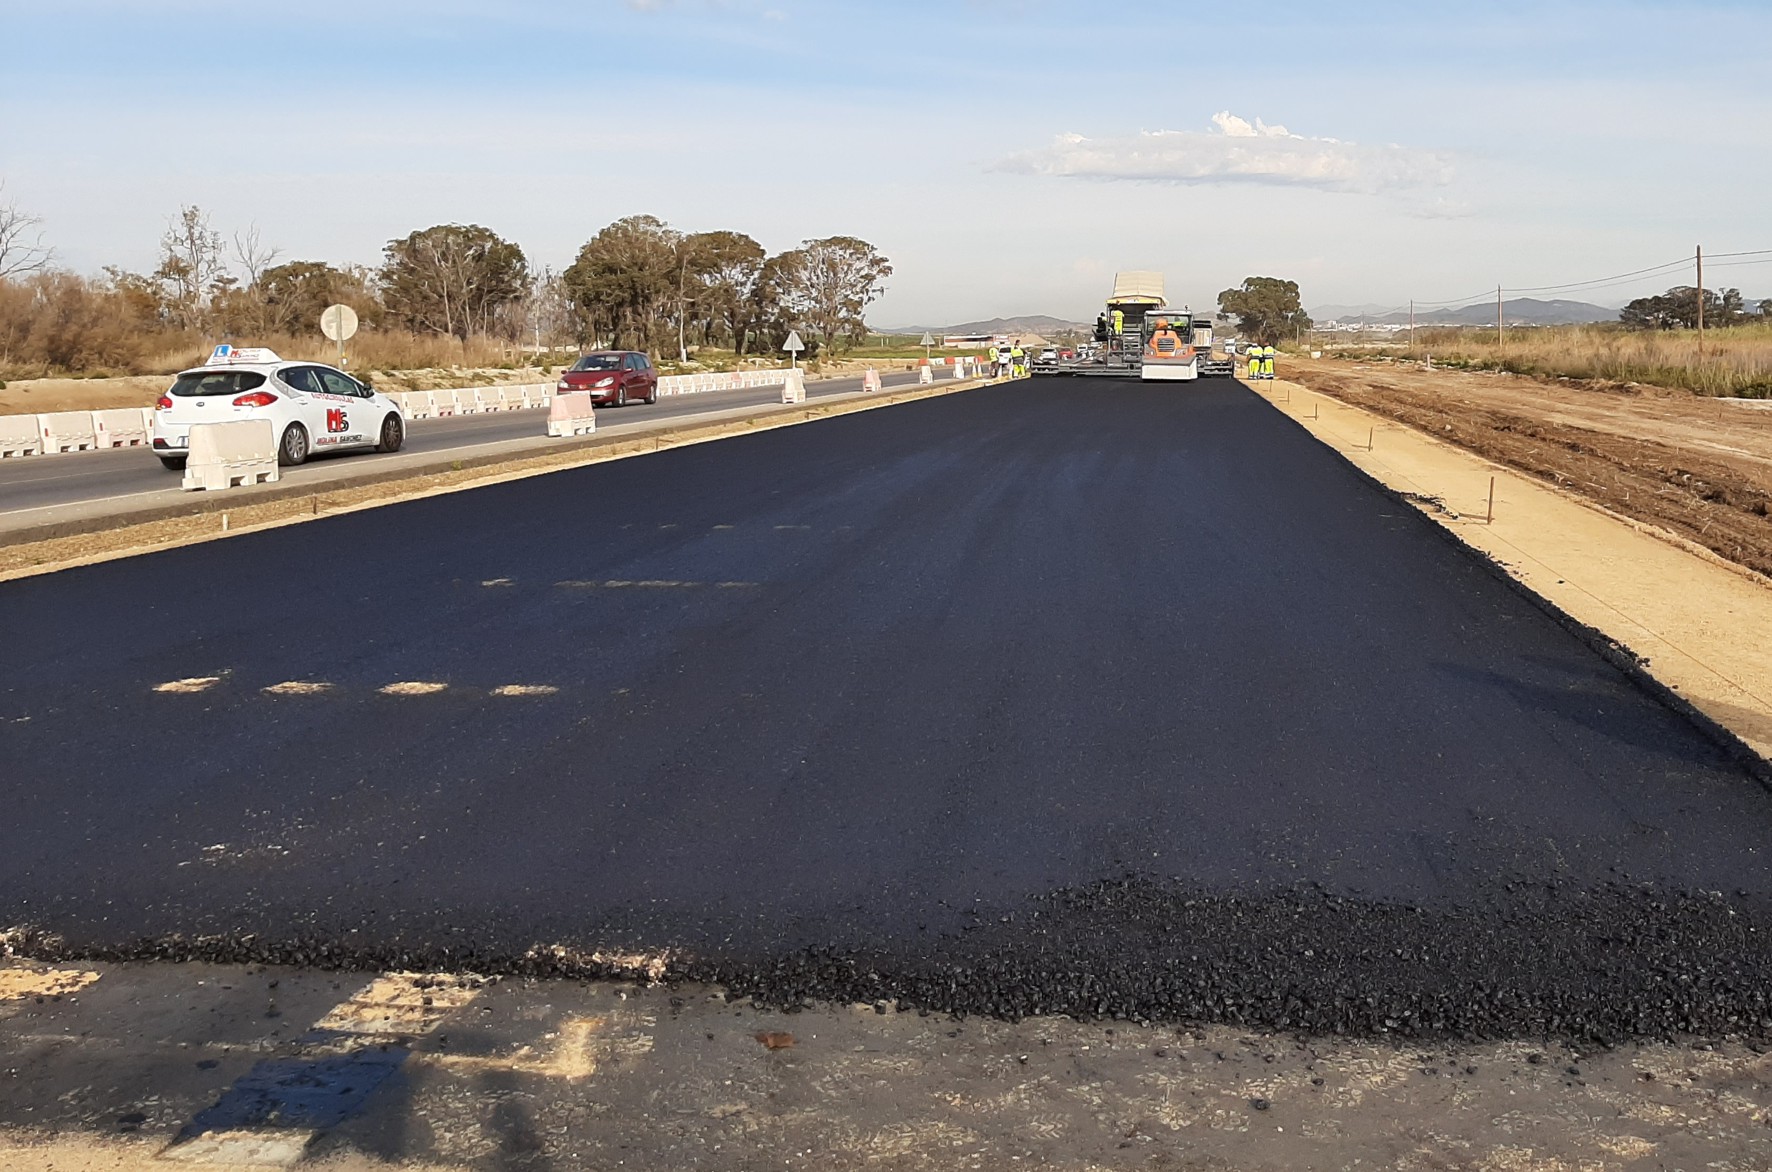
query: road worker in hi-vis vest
[
  {"left": 1111, "top": 308, "right": 1125, "bottom": 336},
  {"left": 1262, "top": 346, "right": 1277, "bottom": 380},
  {"left": 1010, "top": 344, "right": 1026, "bottom": 378}
]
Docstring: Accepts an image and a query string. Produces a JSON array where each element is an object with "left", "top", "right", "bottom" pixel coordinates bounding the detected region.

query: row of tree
[
  {"left": 0, "top": 193, "right": 894, "bottom": 371},
  {"left": 1621, "top": 286, "right": 1772, "bottom": 331}
]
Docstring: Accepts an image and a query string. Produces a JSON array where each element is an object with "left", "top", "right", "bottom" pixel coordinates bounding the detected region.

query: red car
[{"left": 556, "top": 351, "right": 659, "bottom": 406}]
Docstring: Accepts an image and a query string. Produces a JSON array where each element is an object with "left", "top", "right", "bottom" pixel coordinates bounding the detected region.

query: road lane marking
[
  {"left": 491, "top": 685, "right": 559, "bottom": 697},
  {"left": 163, "top": 973, "right": 487, "bottom": 1166},
  {"left": 262, "top": 681, "right": 334, "bottom": 696},
  {"left": 480, "top": 577, "right": 514, "bottom": 587},
  {"left": 378, "top": 681, "right": 449, "bottom": 696},
  {"left": 425, "top": 1014, "right": 607, "bottom": 1081},
  {"left": 0, "top": 967, "right": 100, "bottom": 1001},
  {"left": 155, "top": 676, "right": 222, "bottom": 694}
]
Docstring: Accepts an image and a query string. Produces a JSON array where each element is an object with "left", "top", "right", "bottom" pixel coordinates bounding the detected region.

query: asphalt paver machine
[{"left": 1036, "top": 271, "right": 1233, "bottom": 381}]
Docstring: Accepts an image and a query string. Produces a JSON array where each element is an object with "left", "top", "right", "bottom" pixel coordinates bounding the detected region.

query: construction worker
[
  {"left": 1010, "top": 342, "right": 1026, "bottom": 378},
  {"left": 1111, "top": 308, "right": 1124, "bottom": 337},
  {"left": 1262, "top": 345, "right": 1276, "bottom": 380}
]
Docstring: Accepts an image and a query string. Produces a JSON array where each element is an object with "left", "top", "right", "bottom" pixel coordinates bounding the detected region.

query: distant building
[{"left": 943, "top": 333, "right": 1007, "bottom": 348}]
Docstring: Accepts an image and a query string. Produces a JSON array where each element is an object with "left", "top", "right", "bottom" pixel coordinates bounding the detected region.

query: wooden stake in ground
[{"left": 1497, "top": 286, "right": 1504, "bottom": 349}]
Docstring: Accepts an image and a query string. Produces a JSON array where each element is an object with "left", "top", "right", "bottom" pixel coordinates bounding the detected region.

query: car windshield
[
  {"left": 571, "top": 355, "right": 623, "bottom": 372},
  {"left": 168, "top": 371, "right": 268, "bottom": 397}
]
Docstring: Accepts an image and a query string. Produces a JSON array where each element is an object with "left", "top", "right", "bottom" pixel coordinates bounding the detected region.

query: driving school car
[{"left": 151, "top": 345, "right": 406, "bottom": 471}]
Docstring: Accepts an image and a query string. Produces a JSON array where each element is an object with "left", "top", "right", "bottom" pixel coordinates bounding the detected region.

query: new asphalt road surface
[{"left": 4, "top": 380, "right": 1771, "bottom": 1041}]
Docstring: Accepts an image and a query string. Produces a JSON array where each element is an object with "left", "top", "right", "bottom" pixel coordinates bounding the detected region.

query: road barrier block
[
  {"left": 862, "top": 368, "right": 882, "bottom": 393},
  {"left": 40, "top": 411, "right": 98, "bottom": 453},
  {"left": 546, "top": 392, "right": 596, "bottom": 438},
  {"left": 498, "top": 386, "right": 527, "bottom": 410},
  {"left": 139, "top": 406, "right": 156, "bottom": 435},
  {"left": 403, "top": 392, "right": 434, "bottom": 420},
  {"left": 0, "top": 413, "right": 42, "bottom": 457},
  {"left": 181, "top": 419, "right": 279, "bottom": 491},
  {"left": 918, "top": 366, "right": 933, "bottom": 385},
  {"left": 950, "top": 363, "right": 966, "bottom": 380},
  {"left": 93, "top": 408, "right": 150, "bottom": 448},
  {"left": 781, "top": 369, "right": 806, "bottom": 404}
]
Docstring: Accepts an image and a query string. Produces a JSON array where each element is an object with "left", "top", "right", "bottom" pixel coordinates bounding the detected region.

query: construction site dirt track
[{"left": 4, "top": 382, "right": 1771, "bottom": 1044}]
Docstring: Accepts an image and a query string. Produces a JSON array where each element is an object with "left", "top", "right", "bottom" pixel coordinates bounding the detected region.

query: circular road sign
[{"left": 319, "top": 304, "right": 360, "bottom": 344}]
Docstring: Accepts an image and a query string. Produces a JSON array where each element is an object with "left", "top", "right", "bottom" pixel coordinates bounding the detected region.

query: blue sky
[{"left": 4, "top": 0, "right": 1770, "bottom": 323}]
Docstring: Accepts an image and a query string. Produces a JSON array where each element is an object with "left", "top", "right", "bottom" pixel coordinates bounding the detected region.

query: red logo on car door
[{"left": 326, "top": 408, "right": 348, "bottom": 433}]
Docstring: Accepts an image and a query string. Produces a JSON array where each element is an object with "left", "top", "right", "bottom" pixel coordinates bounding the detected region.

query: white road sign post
[
  {"left": 319, "top": 304, "right": 360, "bottom": 369},
  {"left": 920, "top": 331, "right": 935, "bottom": 365},
  {"left": 783, "top": 329, "right": 806, "bottom": 371}
]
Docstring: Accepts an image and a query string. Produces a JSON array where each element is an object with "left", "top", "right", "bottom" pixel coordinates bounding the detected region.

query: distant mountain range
[
  {"left": 1312, "top": 298, "right": 1618, "bottom": 327},
  {"left": 879, "top": 315, "right": 1091, "bottom": 337}
]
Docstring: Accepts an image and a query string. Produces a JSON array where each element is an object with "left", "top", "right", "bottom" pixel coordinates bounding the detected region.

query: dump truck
[{"left": 1033, "top": 271, "right": 1233, "bottom": 381}]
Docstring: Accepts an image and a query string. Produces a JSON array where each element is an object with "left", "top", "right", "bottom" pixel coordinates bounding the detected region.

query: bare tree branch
[{"left": 0, "top": 182, "right": 54, "bottom": 279}]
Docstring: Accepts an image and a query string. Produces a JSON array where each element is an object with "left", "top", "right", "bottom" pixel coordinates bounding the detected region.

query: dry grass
[{"left": 1338, "top": 324, "right": 1772, "bottom": 398}]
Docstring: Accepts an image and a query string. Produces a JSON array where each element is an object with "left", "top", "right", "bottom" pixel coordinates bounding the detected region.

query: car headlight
[{"left": 594, "top": 377, "right": 615, "bottom": 388}]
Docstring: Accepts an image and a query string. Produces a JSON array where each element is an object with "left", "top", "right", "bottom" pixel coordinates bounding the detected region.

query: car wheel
[
  {"left": 647, "top": 386, "right": 658, "bottom": 404},
  {"left": 376, "top": 413, "right": 404, "bottom": 453},
  {"left": 278, "top": 422, "right": 309, "bottom": 467},
  {"left": 616, "top": 384, "right": 628, "bottom": 407},
  {"left": 158, "top": 456, "right": 187, "bottom": 472}
]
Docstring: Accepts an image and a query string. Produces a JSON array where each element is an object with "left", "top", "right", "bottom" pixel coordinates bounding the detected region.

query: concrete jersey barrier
[{"left": 0, "top": 414, "right": 42, "bottom": 457}]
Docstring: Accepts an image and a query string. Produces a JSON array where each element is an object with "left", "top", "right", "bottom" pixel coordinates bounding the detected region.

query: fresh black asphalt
[{"left": 4, "top": 380, "right": 1771, "bottom": 1040}]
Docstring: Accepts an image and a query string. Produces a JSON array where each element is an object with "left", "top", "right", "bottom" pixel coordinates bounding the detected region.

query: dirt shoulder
[{"left": 1286, "top": 356, "right": 1772, "bottom": 579}]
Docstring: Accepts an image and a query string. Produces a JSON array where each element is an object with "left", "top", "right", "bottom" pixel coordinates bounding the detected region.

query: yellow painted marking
[
  {"left": 427, "top": 1014, "right": 606, "bottom": 1081},
  {"left": 0, "top": 967, "right": 100, "bottom": 1000},
  {"left": 311, "top": 972, "right": 485, "bottom": 1043},
  {"left": 262, "top": 681, "right": 334, "bottom": 696},
  {"left": 481, "top": 578, "right": 514, "bottom": 587},
  {"left": 491, "top": 685, "right": 559, "bottom": 697},
  {"left": 379, "top": 681, "right": 449, "bottom": 696},
  {"left": 155, "top": 677, "right": 221, "bottom": 694}
]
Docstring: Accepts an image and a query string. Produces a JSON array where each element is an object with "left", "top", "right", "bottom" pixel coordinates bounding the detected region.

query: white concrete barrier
[
  {"left": 918, "top": 365, "right": 933, "bottom": 385},
  {"left": 862, "top": 368, "right": 882, "bottom": 393},
  {"left": 781, "top": 369, "right": 806, "bottom": 405},
  {"left": 546, "top": 392, "right": 596, "bottom": 438},
  {"left": 139, "top": 406, "right": 156, "bottom": 436},
  {"left": 93, "top": 408, "right": 150, "bottom": 448},
  {"left": 950, "top": 363, "right": 966, "bottom": 380},
  {"left": 406, "top": 392, "right": 435, "bottom": 420},
  {"left": 182, "top": 419, "right": 279, "bottom": 491},
  {"left": 40, "top": 411, "right": 98, "bottom": 453},
  {"left": 0, "top": 414, "right": 42, "bottom": 457}
]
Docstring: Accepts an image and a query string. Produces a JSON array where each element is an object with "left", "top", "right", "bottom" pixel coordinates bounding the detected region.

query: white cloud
[{"left": 994, "top": 112, "right": 1453, "bottom": 195}]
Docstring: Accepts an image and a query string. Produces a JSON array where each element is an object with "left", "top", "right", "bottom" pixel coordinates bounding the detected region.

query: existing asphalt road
[
  {"left": 0, "top": 370, "right": 923, "bottom": 530},
  {"left": 4, "top": 379, "right": 1771, "bottom": 1041}
]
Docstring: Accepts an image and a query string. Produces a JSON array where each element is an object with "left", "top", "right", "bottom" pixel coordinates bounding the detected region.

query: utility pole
[
  {"left": 1409, "top": 299, "right": 1416, "bottom": 350},
  {"left": 1496, "top": 285, "right": 1504, "bottom": 349},
  {"left": 1696, "top": 244, "right": 1705, "bottom": 360}
]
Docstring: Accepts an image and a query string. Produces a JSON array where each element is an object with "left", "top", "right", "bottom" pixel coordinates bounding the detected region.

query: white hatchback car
[{"left": 151, "top": 346, "right": 405, "bottom": 471}]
